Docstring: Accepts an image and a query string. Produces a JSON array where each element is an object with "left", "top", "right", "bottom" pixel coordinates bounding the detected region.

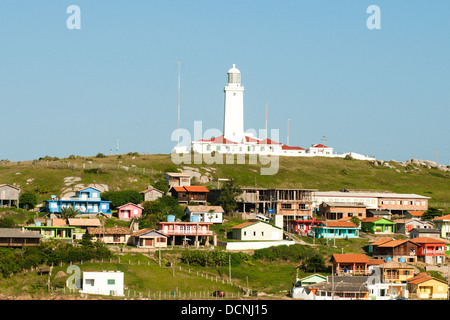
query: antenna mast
[
  {"left": 265, "top": 103, "right": 268, "bottom": 139},
  {"left": 177, "top": 60, "right": 181, "bottom": 145},
  {"left": 287, "top": 118, "right": 290, "bottom": 146}
]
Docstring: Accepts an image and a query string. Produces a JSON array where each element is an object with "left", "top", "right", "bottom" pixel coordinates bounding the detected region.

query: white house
[
  {"left": 185, "top": 205, "right": 224, "bottom": 224},
  {"left": 80, "top": 271, "right": 124, "bottom": 296}
]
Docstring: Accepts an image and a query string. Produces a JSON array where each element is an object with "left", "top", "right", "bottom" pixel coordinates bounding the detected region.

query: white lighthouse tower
[{"left": 223, "top": 64, "right": 245, "bottom": 142}]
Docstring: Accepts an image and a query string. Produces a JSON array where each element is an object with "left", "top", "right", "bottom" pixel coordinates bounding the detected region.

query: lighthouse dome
[{"left": 227, "top": 64, "right": 241, "bottom": 84}]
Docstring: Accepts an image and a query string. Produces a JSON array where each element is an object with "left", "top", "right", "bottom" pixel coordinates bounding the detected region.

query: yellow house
[
  {"left": 407, "top": 273, "right": 448, "bottom": 299},
  {"left": 378, "top": 261, "right": 415, "bottom": 283}
]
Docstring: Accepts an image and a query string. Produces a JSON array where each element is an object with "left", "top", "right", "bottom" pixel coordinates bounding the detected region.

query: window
[
  {"left": 244, "top": 231, "right": 247, "bottom": 236},
  {"left": 92, "top": 193, "right": 98, "bottom": 198},
  {"left": 107, "top": 279, "right": 115, "bottom": 285},
  {"left": 261, "top": 231, "right": 265, "bottom": 236},
  {"left": 86, "top": 279, "right": 95, "bottom": 286},
  {"left": 253, "top": 231, "right": 257, "bottom": 236}
]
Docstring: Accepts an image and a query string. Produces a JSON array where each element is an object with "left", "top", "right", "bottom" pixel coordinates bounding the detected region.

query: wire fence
[{"left": 43, "top": 255, "right": 252, "bottom": 300}]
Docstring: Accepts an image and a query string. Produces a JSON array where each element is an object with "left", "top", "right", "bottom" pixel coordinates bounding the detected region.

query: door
[{"left": 123, "top": 210, "right": 129, "bottom": 218}]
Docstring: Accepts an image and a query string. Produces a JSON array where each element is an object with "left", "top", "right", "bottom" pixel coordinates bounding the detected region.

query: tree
[
  {"left": 422, "top": 207, "right": 443, "bottom": 220},
  {"left": 350, "top": 216, "right": 361, "bottom": 227},
  {"left": 215, "top": 179, "right": 242, "bottom": 214},
  {"left": 19, "top": 191, "right": 37, "bottom": 210},
  {"left": 60, "top": 206, "right": 79, "bottom": 218},
  {"left": 0, "top": 216, "right": 15, "bottom": 228},
  {"left": 101, "top": 190, "right": 142, "bottom": 209}
]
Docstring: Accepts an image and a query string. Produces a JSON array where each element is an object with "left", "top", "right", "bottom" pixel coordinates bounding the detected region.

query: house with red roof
[
  {"left": 312, "top": 220, "right": 361, "bottom": 239},
  {"left": 331, "top": 253, "right": 371, "bottom": 275},
  {"left": 407, "top": 272, "right": 448, "bottom": 299},
  {"left": 370, "top": 238, "right": 419, "bottom": 263},
  {"left": 432, "top": 214, "right": 450, "bottom": 239},
  {"left": 412, "top": 237, "right": 448, "bottom": 264},
  {"left": 307, "top": 143, "right": 334, "bottom": 156},
  {"left": 169, "top": 185, "right": 209, "bottom": 205}
]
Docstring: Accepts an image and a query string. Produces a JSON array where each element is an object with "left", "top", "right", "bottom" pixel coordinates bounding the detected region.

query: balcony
[{"left": 159, "top": 229, "right": 213, "bottom": 236}]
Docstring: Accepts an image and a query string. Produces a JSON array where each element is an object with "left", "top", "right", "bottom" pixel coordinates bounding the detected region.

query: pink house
[
  {"left": 157, "top": 221, "right": 214, "bottom": 246},
  {"left": 117, "top": 203, "right": 143, "bottom": 219}
]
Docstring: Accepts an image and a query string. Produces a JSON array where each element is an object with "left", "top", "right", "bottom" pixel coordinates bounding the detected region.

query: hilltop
[{"left": 0, "top": 153, "right": 449, "bottom": 207}]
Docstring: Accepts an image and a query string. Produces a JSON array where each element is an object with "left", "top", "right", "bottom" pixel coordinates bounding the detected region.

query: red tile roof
[
  {"left": 320, "top": 221, "right": 357, "bottom": 228},
  {"left": 407, "top": 211, "right": 426, "bottom": 217},
  {"left": 231, "top": 221, "right": 258, "bottom": 229},
  {"left": 407, "top": 272, "right": 447, "bottom": 285},
  {"left": 183, "top": 186, "right": 209, "bottom": 193},
  {"left": 433, "top": 214, "right": 450, "bottom": 221},
  {"left": 332, "top": 253, "right": 369, "bottom": 264},
  {"left": 198, "top": 135, "right": 237, "bottom": 144},
  {"left": 312, "top": 144, "right": 329, "bottom": 148},
  {"left": 245, "top": 136, "right": 259, "bottom": 143},
  {"left": 409, "top": 237, "right": 447, "bottom": 244},
  {"left": 281, "top": 145, "right": 305, "bottom": 150},
  {"left": 257, "top": 138, "right": 282, "bottom": 145}
]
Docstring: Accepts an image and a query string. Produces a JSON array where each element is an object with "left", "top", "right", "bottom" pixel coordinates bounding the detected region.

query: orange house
[{"left": 331, "top": 253, "right": 370, "bottom": 275}]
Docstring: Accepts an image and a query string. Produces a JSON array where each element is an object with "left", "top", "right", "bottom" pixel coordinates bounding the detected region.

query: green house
[
  {"left": 25, "top": 225, "right": 75, "bottom": 242},
  {"left": 294, "top": 273, "right": 327, "bottom": 287},
  {"left": 361, "top": 217, "right": 396, "bottom": 234}
]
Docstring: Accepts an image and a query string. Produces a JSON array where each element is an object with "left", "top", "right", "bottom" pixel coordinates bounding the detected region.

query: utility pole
[
  {"left": 287, "top": 118, "right": 290, "bottom": 145},
  {"left": 265, "top": 103, "right": 268, "bottom": 139},
  {"left": 229, "top": 255, "right": 232, "bottom": 283},
  {"left": 321, "top": 136, "right": 327, "bottom": 154},
  {"left": 177, "top": 60, "right": 181, "bottom": 146}
]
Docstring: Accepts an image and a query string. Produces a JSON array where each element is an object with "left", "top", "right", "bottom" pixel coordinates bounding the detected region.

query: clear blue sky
[{"left": 0, "top": 1, "right": 449, "bottom": 165}]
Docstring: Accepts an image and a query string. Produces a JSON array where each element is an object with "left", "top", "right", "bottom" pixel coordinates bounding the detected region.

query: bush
[
  {"left": 253, "top": 244, "right": 314, "bottom": 262},
  {"left": 96, "top": 153, "right": 106, "bottom": 158},
  {"left": 102, "top": 190, "right": 143, "bottom": 209},
  {"left": 20, "top": 191, "right": 38, "bottom": 210}
]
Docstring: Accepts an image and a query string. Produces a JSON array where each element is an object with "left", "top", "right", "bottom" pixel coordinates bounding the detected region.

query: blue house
[
  {"left": 45, "top": 187, "right": 111, "bottom": 215},
  {"left": 312, "top": 220, "right": 360, "bottom": 239}
]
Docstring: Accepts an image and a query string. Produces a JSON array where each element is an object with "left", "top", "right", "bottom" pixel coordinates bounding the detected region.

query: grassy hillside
[{"left": 0, "top": 153, "right": 449, "bottom": 206}]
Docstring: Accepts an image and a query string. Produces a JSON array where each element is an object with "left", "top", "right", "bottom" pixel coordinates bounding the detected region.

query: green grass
[{"left": 1, "top": 153, "right": 449, "bottom": 207}]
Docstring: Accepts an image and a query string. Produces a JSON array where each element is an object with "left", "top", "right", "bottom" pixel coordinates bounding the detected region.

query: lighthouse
[{"left": 223, "top": 64, "right": 245, "bottom": 142}]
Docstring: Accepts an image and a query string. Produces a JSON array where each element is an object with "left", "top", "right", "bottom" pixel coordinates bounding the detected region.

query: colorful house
[
  {"left": 45, "top": 187, "right": 111, "bottom": 215},
  {"left": 117, "top": 203, "right": 143, "bottom": 219},
  {"left": 66, "top": 218, "right": 102, "bottom": 240},
  {"left": 157, "top": 218, "right": 214, "bottom": 246},
  {"left": 432, "top": 214, "right": 450, "bottom": 239},
  {"left": 407, "top": 272, "right": 449, "bottom": 299},
  {"left": 87, "top": 227, "right": 131, "bottom": 245},
  {"left": 25, "top": 225, "right": 75, "bottom": 243},
  {"left": 412, "top": 237, "right": 447, "bottom": 265},
  {"left": 361, "top": 217, "right": 396, "bottom": 234},
  {"left": 312, "top": 220, "right": 360, "bottom": 239},
  {"left": 331, "top": 253, "right": 370, "bottom": 275},
  {"left": 376, "top": 261, "right": 415, "bottom": 283},
  {"left": 129, "top": 228, "right": 168, "bottom": 248},
  {"left": 370, "top": 239, "right": 419, "bottom": 263},
  {"left": 185, "top": 205, "right": 224, "bottom": 224},
  {"left": 287, "top": 218, "right": 322, "bottom": 236}
]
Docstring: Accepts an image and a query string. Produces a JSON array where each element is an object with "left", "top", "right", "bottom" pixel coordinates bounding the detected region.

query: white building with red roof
[{"left": 182, "top": 65, "right": 375, "bottom": 160}]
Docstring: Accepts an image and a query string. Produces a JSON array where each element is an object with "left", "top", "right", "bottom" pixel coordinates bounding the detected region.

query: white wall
[{"left": 81, "top": 271, "right": 124, "bottom": 296}]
